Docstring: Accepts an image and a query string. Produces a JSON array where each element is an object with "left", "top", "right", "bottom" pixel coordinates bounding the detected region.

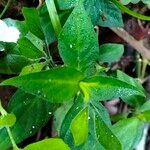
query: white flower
[{"left": 0, "top": 20, "right": 20, "bottom": 43}]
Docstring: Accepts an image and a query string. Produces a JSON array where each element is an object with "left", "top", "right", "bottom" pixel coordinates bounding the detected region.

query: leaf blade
[
  {"left": 0, "top": 67, "right": 84, "bottom": 102},
  {"left": 58, "top": 4, "right": 99, "bottom": 74}
]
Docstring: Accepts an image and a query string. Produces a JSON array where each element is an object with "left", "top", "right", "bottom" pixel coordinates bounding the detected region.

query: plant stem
[
  {"left": 112, "top": 0, "right": 150, "bottom": 21},
  {"left": 0, "top": 0, "right": 13, "bottom": 18},
  {"left": 44, "top": 42, "right": 55, "bottom": 67},
  {"left": 46, "top": 0, "right": 62, "bottom": 37},
  {"left": 141, "top": 58, "right": 148, "bottom": 79},
  {"left": 6, "top": 127, "right": 19, "bottom": 150},
  {"left": 136, "top": 53, "right": 142, "bottom": 79},
  {"left": 0, "top": 100, "right": 19, "bottom": 150}
]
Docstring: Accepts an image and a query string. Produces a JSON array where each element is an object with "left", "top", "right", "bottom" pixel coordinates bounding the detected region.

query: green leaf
[
  {"left": 0, "top": 113, "right": 16, "bottom": 127},
  {"left": 0, "top": 90, "right": 57, "bottom": 150},
  {"left": 95, "top": 115, "right": 121, "bottom": 150},
  {"left": 91, "top": 103, "right": 121, "bottom": 150},
  {"left": 17, "top": 32, "right": 46, "bottom": 59},
  {"left": 60, "top": 94, "right": 85, "bottom": 148},
  {"left": 117, "top": 70, "right": 144, "bottom": 92},
  {"left": 138, "top": 101, "right": 150, "bottom": 122},
  {"left": 142, "top": 0, "right": 150, "bottom": 5},
  {"left": 57, "top": 0, "right": 123, "bottom": 27},
  {"left": 138, "top": 110, "right": 150, "bottom": 122},
  {"left": 54, "top": 101, "right": 73, "bottom": 133},
  {"left": 84, "top": 0, "right": 123, "bottom": 27},
  {"left": 91, "top": 101, "right": 111, "bottom": 126},
  {"left": 79, "top": 75, "right": 145, "bottom": 103},
  {"left": 112, "top": 117, "right": 143, "bottom": 150},
  {"left": 117, "top": 70, "right": 146, "bottom": 106},
  {"left": 139, "top": 100, "right": 150, "bottom": 112},
  {"left": 0, "top": 67, "right": 84, "bottom": 102},
  {"left": 57, "top": 0, "right": 80, "bottom": 9},
  {"left": 71, "top": 107, "right": 89, "bottom": 146},
  {"left": 20, "top": 62, "right": 46, "bottom": 76},
  {"left": 120, "top": 0, "right": 131, "bottom": 5},
  {"left": 77, "top": 107, "right": 105, "bottom": 150},
  {"left": 38, "top": 4, "right": 56, "bottom": 45},
  {"left": 58, "top": 3, "right": 99, "bottom": 74},
  {"left": 22, "top": 7, "right": 44, "bottom": 39},
  {"left": 0, "top": 32, "right": 46, "bottom": 74},
  {"left": 131, "top": 0, "right": 140, "bottom": 4},
  {"left": 24, "top": 138, "right": 70, "bottom": 150},
  {"left": 99, "top": 44, "right": 124, "bottom": 63},
  {"left": 0, "top": 42, "right": 34, "bottom": 74}
]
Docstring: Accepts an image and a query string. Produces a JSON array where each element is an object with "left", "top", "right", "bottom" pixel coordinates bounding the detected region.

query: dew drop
[
  {"left": 70, "top": 44, "right": 73, "bottom": 48},
  {"left": 37, "top": 90, "right": 41, "bottom": 94},
  {"left": 48, "top": 112, "right": 52, "bottom": 115},
  {"left": 0, "top": 48, "right": 5, "bottom": 52},
  {"left": 23, "top": 101, "right": 27, "bottom": 105},
  {"left": 88, "top": 117, "right": 91, "bottom": 120},
  {"left": 32, "top": 126, "right": 35, "bottom": 129}
]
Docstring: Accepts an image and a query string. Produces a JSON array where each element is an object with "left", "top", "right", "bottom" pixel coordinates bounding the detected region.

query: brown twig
[
  {"left": 37, "top": 0, "right": 44, "bottom": 8},
  {"left": 110, "top": 27, "right": 150, "bottom": 60}
]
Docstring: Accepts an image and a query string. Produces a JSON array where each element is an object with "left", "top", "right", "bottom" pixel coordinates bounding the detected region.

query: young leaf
[
  {"left": 138, "top": 110, "right": 150, "bottom": 122},
  {"left": 112, "top": 117, "right": 144, "bottom": 150},
  {"left": 22, "top": 8, "right": 44, "bottom": 39},
  {"left": 79, "top": 75, "right": 145, "bottom": 103},
  {"left": 24, "top": 138, "right": 70, "bottom": 150},
  {"left": 71, "top": 107, "right": 89, "bottom": 146},
  {"left": 17, "top": 32, "right": 46, "bottom": 59},
  {"left": 0, "top": 67, "right": 84, "bottom": 102},
  {"left": 20, "top": 62, "right": 46, "bottom": 76},
  {"left": 99, "top": 44, "right": 124, "bottom": 63},
  {"left": 0, "top": 113, "right": 16, "bottom": 127},
  {"left": 0, "top": 90, "right": 57, "bottom": 150},
  {"left": 58, "top": 3, "right": 99, "bottom": 74},
  {"left": 77, "top": 108, "right": 105, "bottom": 150},
  {"left": 60, "top": 94, "right": 85, "bottom": 148}
]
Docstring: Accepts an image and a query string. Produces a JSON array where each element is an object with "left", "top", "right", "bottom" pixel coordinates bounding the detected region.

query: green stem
[
  {"left": 6, "top": 127, "right": 19, "bottom": 150},
  {"left": 141, "top": 58, "right": 148, "bottom": 79},
  {"left": 44, "top": 42, "right": 55, "bottom": 67},
  {"left": 46, "top": 0, "right": 62, "bottom": 37},
  {"left": 112, "top": 0, "right": 150, "bottom": 21},
  {"left": 0, "top": 0, "right": 13, "bottom": 18},
  {"left": 136, "top": 53, "right": 142, "bottom": 79},
  {"left": 0, "top": 100, "right": 19, "bottom": 150}
]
